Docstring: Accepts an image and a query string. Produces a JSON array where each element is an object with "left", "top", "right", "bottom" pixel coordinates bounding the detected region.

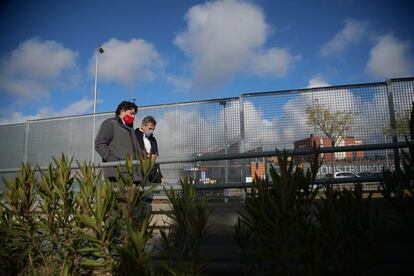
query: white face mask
[{"left": 144, "top": 130, "right": 154, "bottom": 137}]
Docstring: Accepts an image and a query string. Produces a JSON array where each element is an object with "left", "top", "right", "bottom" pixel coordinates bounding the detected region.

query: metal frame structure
[{"left": 1, "top": 77, "right": 413, "bottom": 192}]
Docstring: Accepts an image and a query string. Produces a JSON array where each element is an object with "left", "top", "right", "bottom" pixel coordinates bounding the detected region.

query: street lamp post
[
  {"left": 93, "top": 46, "right": 104, "bottom": 114},
  {"left": 92, "top": 45, "right": 104, "bottom": 163}
]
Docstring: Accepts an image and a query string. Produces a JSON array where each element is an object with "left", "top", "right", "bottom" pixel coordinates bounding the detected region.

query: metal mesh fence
[
  {"left": 1, "top": 78, "right": 413, "bottom": 191},
  {"left": 135, "top": 98, "right": 241, "bottom": 158},
  {"left": 390, "top": 78, "right": 414, "bottom": 140},
  {"left": 0, "top": 123, "right": 26, "bottom": 169},
  {"left": 243, "top": 82, "right": 390, "bottom": 151},
  {"left": 135, "top": 98, "right": 242, "bottom": 184}
]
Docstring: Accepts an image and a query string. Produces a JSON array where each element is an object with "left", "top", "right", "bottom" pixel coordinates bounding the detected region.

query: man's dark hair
[
  {"left": 115, "top": 101, "right": 138, "bottom": 115},
  {"left": 142, "top": 115, "right": 157, "bottom": 125}
]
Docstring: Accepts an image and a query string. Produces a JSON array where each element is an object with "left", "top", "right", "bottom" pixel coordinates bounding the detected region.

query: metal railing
[
  {"left": 0, "top": 141, "right": 411, "bottom": 197},
  {"left": 1, "top": 77, "right": 413, "bottom": 192}
]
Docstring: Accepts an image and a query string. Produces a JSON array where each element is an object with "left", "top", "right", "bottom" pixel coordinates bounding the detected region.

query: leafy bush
[
  {"left": 0, "top": 163, "right": 41, "bottom": 275},
  {"left": 379, "top": 139, "right": 414, "bottom": 227},
  {"left": 235, "top": 149, "right": 381, "bottom": 275},
  {"left": 313, "top": 184, "right": 380, "bottom": 275},
  {"left": 38, "top": 156, "right": 80, "bottom": 274},
  {"left": 114, "top": 154, "right": 157, "bottom": 275},
  {"left": 234, "top": 150, "right": 319, "bottom": 274},
  {"left": 0, "top": 153, "right": 158, "bottom": 275},
  {"left": 159, "top": 177, "right": 212, "bottom": 275}
]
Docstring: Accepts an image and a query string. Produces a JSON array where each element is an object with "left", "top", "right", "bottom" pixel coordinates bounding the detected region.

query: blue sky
[{"left": 0, "top": 0, "right": 413, "bottom": 125}]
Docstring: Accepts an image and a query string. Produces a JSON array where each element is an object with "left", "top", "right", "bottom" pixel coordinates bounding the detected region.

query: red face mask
[{"left": 123, "top": 114, "right": 135, "bottom": 125}]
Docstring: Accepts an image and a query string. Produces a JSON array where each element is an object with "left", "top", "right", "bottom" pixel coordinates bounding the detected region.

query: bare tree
[{"left": 306, "top": 102, "right": 355, "bottom": 175}]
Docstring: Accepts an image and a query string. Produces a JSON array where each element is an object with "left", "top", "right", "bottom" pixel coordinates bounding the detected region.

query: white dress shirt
[{"left": 143, "top": 133, "right": 151, "bottom": 153}]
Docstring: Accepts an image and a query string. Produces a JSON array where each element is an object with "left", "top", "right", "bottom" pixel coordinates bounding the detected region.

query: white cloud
[
  {"left": 0, "top": 98, "right": 93, "bottom": 125},
  {"left": 41, "top": 98, "right": 94, "bottom": 118},
  {"left": 91, "top": 38, "right": 163, "bottom": 86},
  {"left": 165, "top": 74, "right": 191, "bottom": 92},
  {"left": 0, "top": 112, "right": 39, "bottom": 125},
  {"left": 174, "top": 0, "right": 299, "bottom": 90},
  {"left": 250, "top": 48, "right": 301, "bottom": 77},
  {"left": 307, "top": 76, "right": 330, "bottom": 88},
  {"left": 321, "top": 19, "right": 369, "bottom": 57},
  {"left": 0, "top": 37, "right": 79, "bottom": 99},
  {"left": 366, "top": 34, "right": 414, "bottom": 78}
]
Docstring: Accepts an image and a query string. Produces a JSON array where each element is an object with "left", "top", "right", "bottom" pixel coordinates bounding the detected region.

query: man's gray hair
[{"left": 142, "top": 115, "right": 156, "bottom": 125}]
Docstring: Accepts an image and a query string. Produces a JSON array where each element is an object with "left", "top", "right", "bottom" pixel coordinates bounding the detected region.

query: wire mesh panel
[
  {"left": 243, "top": 81, "right": 396, "bottom": 177},
  {"left": 158, "top": 159, "right": 249, "bottom": 192},
  {"left": 25, "top": 113, "right": 112, "bottom": 167},
  {"left": 0, "top": 123, "right": 26, "bottom": 190},
  {"left": 69, "top": 115, "right": 96, "bottom": 163},
  {"left": 135, "top": 98, "right": 241, "bottom": 158},
  {"left": 345, "top": 83, "right": 389, "bottom": 145},
  {"left": 243, "top": 91, "right": 309, "bottom": 151},
  {"left": 27, "top": 118, "right": 71, "bottom": 166},
  {"left": 135, "top": 98, "right": 241, "bottom": 184},
  {"left": 390, "top": 78, "right": 414, "bottom": 140},
  {"left": 243, "top": 82, "right": 390, "bottom": 151},
  {"left": 0, "top": 123, "right": 26, "bottom": 169}
]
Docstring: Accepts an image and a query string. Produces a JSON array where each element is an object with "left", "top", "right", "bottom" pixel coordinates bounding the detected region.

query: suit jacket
[{"left": 135, "top": 129, "right": 163, "bottom": 183}]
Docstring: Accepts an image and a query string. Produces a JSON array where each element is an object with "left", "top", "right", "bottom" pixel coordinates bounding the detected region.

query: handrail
[
  {"left": 0, "top": 141, "right": 411, "bottom": 174},
  {"left": 166, "top": 175, "right": 382, "bottom": 191}
]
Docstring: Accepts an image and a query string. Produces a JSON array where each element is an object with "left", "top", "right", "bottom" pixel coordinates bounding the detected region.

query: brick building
[{"left": 294, "top": 135, "right": 364, "bottom": 161}]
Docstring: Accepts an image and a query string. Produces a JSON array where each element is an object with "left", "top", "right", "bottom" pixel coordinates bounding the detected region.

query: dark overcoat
[{"left": 95, "top": 117, "right": 142, "bottom": 182}]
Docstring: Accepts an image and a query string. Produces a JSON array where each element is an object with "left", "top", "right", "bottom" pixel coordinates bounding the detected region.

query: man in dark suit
[{"left": 135, "top": 116, "right": 163, "bottom": 183}]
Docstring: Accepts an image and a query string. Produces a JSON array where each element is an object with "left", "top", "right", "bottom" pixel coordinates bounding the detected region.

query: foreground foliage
[
  {"left": 159, "top": 177, "right": 212, "bottom": 275},
  {"left": 379, "top": 139, "right": 414, "bottom": 227},
  {"left": 2, "top": 141, "right": 411, "bottom": 274},
  {"left": 235, "top": 149, "right": 382, "bottom": 275},
  {"left": 0, "top": 154, "right": 157, "bottom": 275}
]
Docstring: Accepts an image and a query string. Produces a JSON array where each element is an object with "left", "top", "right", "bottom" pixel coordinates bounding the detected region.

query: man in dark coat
[
  {"left": 135, "top": 116, "right": 163, "bottom": 183},
  {"left": 95, "top": 101, "right": 141, "bottom": 182}
]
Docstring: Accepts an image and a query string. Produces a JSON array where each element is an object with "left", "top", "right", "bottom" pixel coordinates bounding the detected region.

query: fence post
[
  {"left": 23, "top": 121, "right": 30, "bottom": 163},
  {"left": 219, "top": 100, "right": 229, "bottom": 185},
  {"left": 386, "top": 79, "right": 401, "bottom": 176},
  {"left": 239, "top": 94, "right": 246, "bottom": 184}
]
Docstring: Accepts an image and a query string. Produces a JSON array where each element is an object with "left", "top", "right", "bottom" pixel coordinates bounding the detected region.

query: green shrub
[
  {"left": 38, "top": 155, "right": 81, "bottom": 274},
  {"left": 159, "top": 177, "right": 212, "bottom": 275},
  {"left": 379, "top": 139, "right": 414, "bottom": 227},
  {"left": 234, "top": 150, "right": 319, "bottom": 275},
  {"left": 314, "top": 185, "right": 380, "bottom": 275},
  {"left": 0, "top": 163, "right": 41, "bottom": 275},
  {"left": 0, "top": 153, "right": 159, "bottom": 275},
  {"left": 234, "top": 149, "right": 381, "bottom": 275},
  {"left": 114, "top": 154, "right": 157, "bottom": 275}
]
